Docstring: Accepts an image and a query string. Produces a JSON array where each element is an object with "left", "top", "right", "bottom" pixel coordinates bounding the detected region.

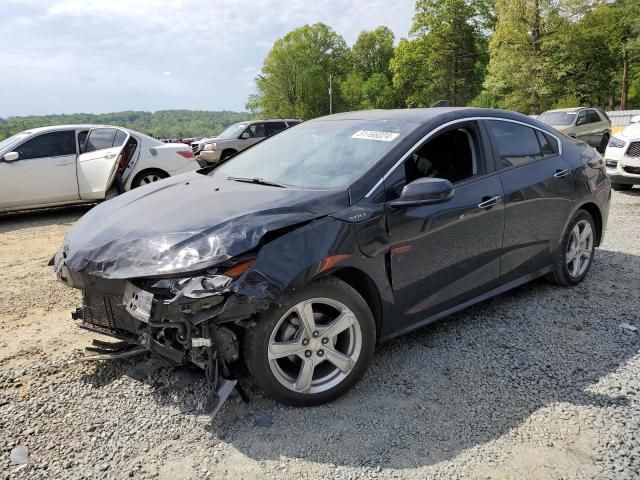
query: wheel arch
[
  {"left": 131, "top": 168, "right": 169, "bottom": 188},
  {"left": 577, "top": 201, "right": 603, "bottom": 246},
  {"left": 329, "top": 267, "right": 384, "bottom": 339}
]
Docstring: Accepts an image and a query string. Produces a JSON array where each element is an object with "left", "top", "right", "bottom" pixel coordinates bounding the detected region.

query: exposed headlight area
[{"left": 608, "top": 136, "right": 626, "bottom": 148}]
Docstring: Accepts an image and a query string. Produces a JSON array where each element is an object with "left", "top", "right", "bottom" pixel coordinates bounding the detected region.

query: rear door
[
  {"left": 76, "top": 127, "right": 129, "bottom": 200},
  {"left": 485, "top": 119, "right": 575, "bottom": 283},
  {"left": 265, "top": 121, "right": 287, "bottom": 138},
  {"left": 0, "top": 130, "right": 78, "bottom": 209}
]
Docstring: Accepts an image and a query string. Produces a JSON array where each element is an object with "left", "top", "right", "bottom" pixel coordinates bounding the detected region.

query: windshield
[
  {"left": 0, "top": 132, "right": 30, "bottom": 152},
  {"left": 213, "top": 119, "right": 415, "bottom": 189},
  {"left": 538, "top": 112, "right": 576, "bottom": 126},
  {"left": 218, "top": 123, "right": 248, "bottom": 139}
]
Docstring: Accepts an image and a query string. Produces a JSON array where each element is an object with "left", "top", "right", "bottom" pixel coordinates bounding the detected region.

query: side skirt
[{"left": 379, "top": 265, "right": 554, "bottom": 342}]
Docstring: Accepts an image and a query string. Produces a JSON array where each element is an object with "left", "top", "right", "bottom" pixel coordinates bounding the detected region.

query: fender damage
[{"left": 52, "top": 170, "right": 365, "bottom": 414}]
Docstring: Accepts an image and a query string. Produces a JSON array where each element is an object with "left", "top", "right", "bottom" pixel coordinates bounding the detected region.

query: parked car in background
[
  {"left": 192, "top": 119, "right": 302, "bottom": 163},
  {"left": 54, "top": 108, "right": 610, "bottom": 408},
  {"left": 604, "top": 121, "right": 640, "bottom": 190},
  {"left": 538, "top": 107, "right": 611, "bottom": 153},
  {"left": 0, "top": 125, "right": 199, "bottom": 213}
]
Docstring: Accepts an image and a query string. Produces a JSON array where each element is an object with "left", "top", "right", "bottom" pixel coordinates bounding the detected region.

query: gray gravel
[{"left": 2, "top": 191, "right": 640, "bottom": 479}]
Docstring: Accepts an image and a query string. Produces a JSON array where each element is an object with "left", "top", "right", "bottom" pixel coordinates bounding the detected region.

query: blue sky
[{"left": 0, "top": 0, "right": 414, "bottom": 117}]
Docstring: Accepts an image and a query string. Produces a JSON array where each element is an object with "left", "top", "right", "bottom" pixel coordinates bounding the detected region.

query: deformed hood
[{"left": 61, "top": 171, "right": 349, "bottom": 279}]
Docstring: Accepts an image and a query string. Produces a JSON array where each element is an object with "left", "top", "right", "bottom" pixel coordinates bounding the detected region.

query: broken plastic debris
[
  {"left": 10, "top": 445, "right": 28, "bottom": 465},
  {"left": 620, "top": 323, "right": 638, "bottom": 332}
]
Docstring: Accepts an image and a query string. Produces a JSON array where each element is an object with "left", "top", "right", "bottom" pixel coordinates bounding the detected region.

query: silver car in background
[{"left": 192, "top": 119, "right": 302, "bottom": 164}]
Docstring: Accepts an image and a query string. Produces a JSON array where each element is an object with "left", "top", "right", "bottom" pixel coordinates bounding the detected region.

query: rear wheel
[
  {"left": 611, "top": 183, "right": 633, "bottom": 191},
  {"left": 132, "top": 169, "right": 169, "bottom": 188},
  {"left": 244, "top": 277, "right": 375, "bottom": 406},
  {"left": 548, "top": 210, "right": 596, "bottom": 286}
]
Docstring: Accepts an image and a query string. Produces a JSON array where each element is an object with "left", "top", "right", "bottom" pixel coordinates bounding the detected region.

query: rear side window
[
  {"left": 536, "top": 130, "right": 558, "bottom": 156},
  {"left": 265, "top": 122, "right": 286, "bottom": 136},
  {"left": 84, "top": 128, "right": 117, "bottom": 152},
  {"left": 487, "top": 120, "right": 542, "bottom": 168},
  {"left": 587, "top": 110, "right": 601, "bottom": 123},
  {"left": 15, "top": 131, "right": 76, "bottom": 160}
]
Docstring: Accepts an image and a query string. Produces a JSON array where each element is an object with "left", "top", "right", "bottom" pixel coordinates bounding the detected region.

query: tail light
[{"left": 177, "top": 150, "right": 195, "bottom": 159}]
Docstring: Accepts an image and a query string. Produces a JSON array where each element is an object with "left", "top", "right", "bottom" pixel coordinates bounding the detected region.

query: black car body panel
[{"left": 54, "top": 108, "right": 611, "bottom": 398}]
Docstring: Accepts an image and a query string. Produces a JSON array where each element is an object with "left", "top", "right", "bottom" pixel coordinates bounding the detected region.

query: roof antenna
[{"left": 431, "top": 100, "right": 451, "bottom": 108}]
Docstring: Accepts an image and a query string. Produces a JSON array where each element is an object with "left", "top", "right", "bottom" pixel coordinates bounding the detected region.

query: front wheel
[
  {"left": 547, "top": 210, "right": 596, "bottom": 286},
  {"left": 244, "top": 277, "right": 376, "bottom": 406}
]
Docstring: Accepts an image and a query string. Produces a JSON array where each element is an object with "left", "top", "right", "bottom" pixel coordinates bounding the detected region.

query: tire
[
  {"left": 244, "top": 277, "right": 376, "bottom": 406},
  {"left": 597, "top": 133, "right": 610, "bottom": 154},
  {"left": 220, "top": 150, "right": 236, "bottom": 161},
  {"left": 131, "top": 169, "right": 169, "bottom": 188},
  {"left": 547, "top": 209, "right": 597, "bottom": 286},
  {"left": 611, "top": 183, "right": 633, "bottom": 191}
]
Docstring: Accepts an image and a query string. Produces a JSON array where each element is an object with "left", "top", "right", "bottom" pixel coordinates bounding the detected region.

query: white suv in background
[
  {"left": 192, "top": 119, "right": 302, "bottom": 164},
  {"left": 604, "top": 122, "right": 640, "bottom": 191}
]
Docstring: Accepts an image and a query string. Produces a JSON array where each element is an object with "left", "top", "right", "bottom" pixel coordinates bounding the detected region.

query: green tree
[
  {"left": 249, "top": 23, "right": 350, "bottom": 119},
  {"left": 483, "top": 0, "right": 570, "bottom": 113},
  {"left": 392, "top": 0, "right": 488, "bottom": 107},
  {"left": 351, "top": 26, "right": 395, "bottom": 79},
  {"left": 341, "top": 26, "right": 399, "bottom": 110}
]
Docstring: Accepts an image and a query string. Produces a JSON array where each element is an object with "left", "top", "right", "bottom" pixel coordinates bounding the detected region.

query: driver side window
[
  {"left": 385, "top": 123, "right": 482, "bottom": 201},
  {"left": 245, "top": 123, "right": 266, "bottom": 138}
]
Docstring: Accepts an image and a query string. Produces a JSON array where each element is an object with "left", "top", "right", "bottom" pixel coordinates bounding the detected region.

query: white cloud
[{"left": 0, "top": 0, "right": 414, "bottom": 116}]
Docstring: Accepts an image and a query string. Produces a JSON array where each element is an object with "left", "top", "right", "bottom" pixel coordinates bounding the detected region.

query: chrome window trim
[{"left": 365, "top": 116, "right": 563, "bottom": 198}]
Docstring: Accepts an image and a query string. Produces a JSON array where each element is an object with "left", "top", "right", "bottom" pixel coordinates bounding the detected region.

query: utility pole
[
  {"left": 621, "top": 44, "right": 629, "bottom": 110},
  {"left": 329, "top": 73, "right": 333, "bottom": 115}
]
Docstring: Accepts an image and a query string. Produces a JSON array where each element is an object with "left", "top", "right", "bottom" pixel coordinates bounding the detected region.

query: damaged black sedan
[{"left": 54, "top": 108, "right": 611, "bottom": 410}]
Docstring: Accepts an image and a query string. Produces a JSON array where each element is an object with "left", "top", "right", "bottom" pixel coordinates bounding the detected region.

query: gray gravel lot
[{"left": 1, "top": 192, "right": 640, "bottom": 479}]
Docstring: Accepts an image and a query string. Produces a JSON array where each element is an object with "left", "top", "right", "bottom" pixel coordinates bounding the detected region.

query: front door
[
  {"left": 238, "top": 122, "right": 267, "bottom": 151},
  {"left": 384, "top": 121, "right": 505, "bottom": 331},
  {"left": 484, "top": 119, "right": 575, "bottom": 282},
  {"left": 0, "top": 130, "right": 79, "bottom": 209}
]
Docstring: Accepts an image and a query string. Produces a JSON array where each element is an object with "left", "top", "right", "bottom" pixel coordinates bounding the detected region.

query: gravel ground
[{"left": 1, "top": 192, "right": 640, "bottom": 480}]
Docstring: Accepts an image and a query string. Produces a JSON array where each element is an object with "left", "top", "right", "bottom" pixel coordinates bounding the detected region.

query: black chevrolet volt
[{"left": 54, "top": 108, "right": 611, "bottom": 408}]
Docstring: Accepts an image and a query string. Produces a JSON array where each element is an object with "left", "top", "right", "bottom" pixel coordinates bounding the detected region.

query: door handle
[
  {"left": 554, "top": 168, "right": 571, "bottom": 178},
  {"left": 55, "top": 160, "right": 73, "bottom": 166},
  {"left": 104, "top": 154, "right": 116, "bottom": 160},
  {"left": 478, "top": 195, "right": 502, "bottom": 209}
]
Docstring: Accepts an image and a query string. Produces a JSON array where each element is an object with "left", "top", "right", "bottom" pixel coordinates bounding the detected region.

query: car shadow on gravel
[
  {"left": 0, "top": 205, "right": 92, "bottom": 234},
  {"left": 78, "top": 248, "right": 640, "bottom": 470}
]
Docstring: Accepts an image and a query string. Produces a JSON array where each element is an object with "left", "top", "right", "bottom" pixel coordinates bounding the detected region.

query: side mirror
[
  {"left": 240, "top": 132, "right": 250, "bottom": 139},
  {"left": 630, "top": 115, "right": 640, "bottom": 124},
  {"left": 576, "top": 117, "right": 587, "bottom": 126},
  {"left": 390, "top": 177, "right": 454, "bottom": 207},
  {"left": 4, "top": 151, "right": 19, "bottom": 162}
]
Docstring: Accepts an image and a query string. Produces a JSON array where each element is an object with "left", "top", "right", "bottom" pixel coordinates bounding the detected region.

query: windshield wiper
[{"left": 227, "top": 176, "right": 288, "bottom": 188}]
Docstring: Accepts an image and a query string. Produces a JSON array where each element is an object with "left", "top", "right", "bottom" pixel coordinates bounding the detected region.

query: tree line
[
  {"left": 247, "top": 0, "right": 640, "bottom": 118},
  {"left": 0, "top": 110, "right": 251, "bottom": 141}
]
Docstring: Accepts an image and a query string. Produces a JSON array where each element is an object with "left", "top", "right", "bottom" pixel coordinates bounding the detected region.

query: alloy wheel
[
  {"left": 566, "top": 219, "right": 594, "bottom": 278},
  {"left": 141, "top": 174, "right": 162, "bottom": 184},
  {"left": 267, "top": 297, "right": 362, "bottom": 394}
]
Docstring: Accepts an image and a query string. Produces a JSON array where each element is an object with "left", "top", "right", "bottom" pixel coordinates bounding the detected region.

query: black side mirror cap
[{"left": 389, "top": 177, "right": 454, "bottom": 207}]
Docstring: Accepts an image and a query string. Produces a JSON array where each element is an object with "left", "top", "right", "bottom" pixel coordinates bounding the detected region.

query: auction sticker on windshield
[{"left": 351, "top": 130, "right": 400, "bottom": 142}]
